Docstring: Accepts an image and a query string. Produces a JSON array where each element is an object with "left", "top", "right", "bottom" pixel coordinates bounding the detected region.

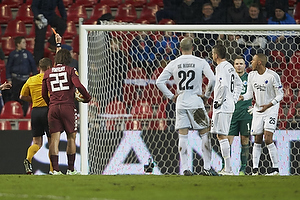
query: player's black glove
[{"left": 214, "top": 101, "right": 221, "bottom": 109}]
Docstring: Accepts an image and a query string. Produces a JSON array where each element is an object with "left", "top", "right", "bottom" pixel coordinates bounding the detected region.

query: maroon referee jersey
[{"left": 42, "top": 64, "right": 91, "bottom": 106}]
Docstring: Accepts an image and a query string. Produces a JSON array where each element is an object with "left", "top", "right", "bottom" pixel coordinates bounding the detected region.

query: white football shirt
[
  {"left": 242, "top": 68, "right": 284, "bottom": 109},
  {"left": 213, "top": 60, "right": 243, "bottom": 114},
  {"left": 156, "top": 54, "right": 215, "bottom": 109}
]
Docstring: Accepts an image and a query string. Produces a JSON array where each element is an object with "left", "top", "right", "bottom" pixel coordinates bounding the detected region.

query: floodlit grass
[{"left": 0, "top": 175, "right": 299, "bottom": 200}]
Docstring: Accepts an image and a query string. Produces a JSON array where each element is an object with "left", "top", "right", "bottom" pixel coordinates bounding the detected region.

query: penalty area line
[{"left": 0, "top": 193, "right": 116, "bottom": 200}]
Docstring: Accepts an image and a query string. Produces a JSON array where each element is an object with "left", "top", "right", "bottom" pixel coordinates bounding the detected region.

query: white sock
[
  {"left": 253, "top": 143, "right": 262, "bottom": 169},
  {"left": 201, "top": 132, "right": 212, "bottom": 170},
  {"left": 267, "top": 142, "right": 279, "bottom": 168},
  {"left": 178, "top": 134, "right": 189, "bottom": 171},
  {"left": 219, "top": 139, "right": 231, "bottom": 172}
]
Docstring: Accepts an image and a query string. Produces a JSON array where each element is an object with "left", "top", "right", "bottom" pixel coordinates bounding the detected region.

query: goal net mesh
[{"left": 85, "top": 21, "right": 300, "bottom": 175}]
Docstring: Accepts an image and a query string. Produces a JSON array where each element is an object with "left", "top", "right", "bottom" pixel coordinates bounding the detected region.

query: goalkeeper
[
  {"left": 31, "top": 0, "right": 67, "bottom": 64},
  {"left": 220, "top": 56, "right": 253, "bottom": 175},
  {"left": 157, "top": 37, "right": 218, "bottom": 176}
]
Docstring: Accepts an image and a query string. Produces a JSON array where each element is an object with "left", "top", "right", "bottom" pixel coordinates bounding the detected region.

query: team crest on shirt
[
  {"left": 23, "top": 53, "right": 27, "bottom": 59},
  {"left": 75, "top": 70, "right": 79, "bottom": 76},
  {"left": 265, "top": 80, "right": 268, "bottom": 84},
  {"left": 243, "top": 80, "right": 247, "bottom": 85}
]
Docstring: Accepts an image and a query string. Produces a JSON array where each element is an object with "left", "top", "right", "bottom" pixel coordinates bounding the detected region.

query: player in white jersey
[
  {"left": 210, "top": 44, "right": 243, "bottom": 175},
  {"left": 240, "top": 54, "right": 283, "bottom": 176},
  {"left": 156, "top": 37, "right": 217, "bottom": 176}
]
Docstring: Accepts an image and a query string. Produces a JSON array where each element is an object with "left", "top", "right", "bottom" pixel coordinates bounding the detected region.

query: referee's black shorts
[{"left": 31, "top": 106, "right": 50, "bottom": 138}]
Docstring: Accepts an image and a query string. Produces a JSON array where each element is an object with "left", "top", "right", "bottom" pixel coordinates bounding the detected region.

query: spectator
[
  {"left": 129, "top": 31, "right": 158, "bottom": 76},
  {"left": 61, "top": 44, "right": 78, "bottom": 71},
  {"left": 227, "top": 0, "right": 249, "bottom": 24},
  {"left": 97, "top": 13, "right": 115, "bottom": 24},
  {"left": 155, "top": 31, "right": 180, "bottom": 62},
  {"left": 209, "top": 0, "right": 227, "bottom": 23},
  {"left": 199, "top": 3, "right": 219, "bottom": 24},
  {"left": 267, "top": 3, "right": 297, "bottom": 60},
  {"left": 176, "top": 0, "right": 204, "bottom": 24},
  {"left": 31, "top": 0, "right": 67, "bottom": 64},
  {"left": 244, "top": 3, "right": 267, "bottom": 24},
  {"left": 6, "top": 36, "right": 37, "bottom": 116},
  {"left": 155, "top": 0, "right": 182, "bottom": 23},
  {"left": 265, "top": 0, "right": 289, "bottom": 19}
]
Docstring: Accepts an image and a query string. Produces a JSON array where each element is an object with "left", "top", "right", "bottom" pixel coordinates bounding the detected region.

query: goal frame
[{"left": 79, "top": 20, "right": 300, "bottom": 175}]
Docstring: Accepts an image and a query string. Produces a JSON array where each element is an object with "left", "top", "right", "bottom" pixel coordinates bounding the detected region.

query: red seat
[
  {"left": 114, "top": 3, "right": 137, "bottom": 23},
  {"left": 281, "top": 83, "right": 295, "bottom": 105},
  {"left": 0, "top": 101, "right": 24, "bottom": 119},
  {"left": 0, "top": 4, "right": 13, "bottom": 24},
  {"left": 148, "top": 0, "right": 164, "bottom": 7},
  {"left": 24, "top": 104, "right": 32, "bottom": 119},
  {"left": 0, "top": 121, "right": 12, "bottom": 130},
  {"left": 71, "top": 34, "right": 79, "bottom": 54},
  {"left": 0, "top": 67, "right": 6, "bottom": 84},
  {"left": 130, "top": 100, "right": 153, "bottom": 119},
  {"left": 137, "top": 4, "right": 160, "bottom": 24},
  {"left": 1, "top": 36, "right": 15, "bottom": 56},
  {"left": 288, "top": 50, "right": 300, "bottom": 69},
  {"left": 269, "top": 50, "right": 287, "bottom": 70},
  {"left": 84, "top": 4, "right": 112, "bottom": 24},
  {"left": 287, "top": 101, "right": 298, "bottom": 120},
  {"left": 149, "top": 100, "right": 167, "bottom": 130},
  {"left": 290, "top": 0, "right": 297, "bottom": 7},
  {"left": 24, "top": 0, "right": 33, "bottom": 5},
  {"left": 63, "top": 20, "right": 78, "bottom": 39},
  {"left": 3, "top": 20, "right": 26, "bottom": 37},
  {"left": 124, "top": 0, "right": 147, "bottom": 8},
  {"left": 19, "top": 120, "right": 31, "bottom": 130},
  {"left": 15, "top": 4, "right": 34, "bottom": 24},
  {"left": 1, "top": 0, "right": 23, "bottom": 8},
  {"left": 26, "top": 37, "right": 35, "bottom": 54},
  {"left": 99, "top": 0, "right": 122, "bottom": 8},
  {"left": 105, "top": 100, "right": 127, "bottom": 131},
  {"left": 75, "top": 0, "right": 98, "bottom": 7},
  {"left": 294, "top": 2, "right": 300, "bottom": 23},
  {"left": 67, "top": 4, "right": 88, "bottom": 23}
]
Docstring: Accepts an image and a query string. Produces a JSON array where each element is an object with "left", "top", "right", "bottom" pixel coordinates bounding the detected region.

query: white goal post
[{"left": 79, "top": 20, "right": 300, "bottom": 175}]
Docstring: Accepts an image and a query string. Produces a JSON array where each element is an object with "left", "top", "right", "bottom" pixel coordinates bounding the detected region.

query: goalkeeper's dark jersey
[{"left": 231, "top": 72, "right": 252, "bottom": 121}]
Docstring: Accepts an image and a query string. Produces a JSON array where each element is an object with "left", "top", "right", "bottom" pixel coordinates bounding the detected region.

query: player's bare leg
[{"left": 49, "top": 132, "right": 63, "bottom": 175}]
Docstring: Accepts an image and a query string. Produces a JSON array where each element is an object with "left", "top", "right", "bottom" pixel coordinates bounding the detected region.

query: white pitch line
[{"left": 0, "top": 193, "right": 116, "bottom": 200}]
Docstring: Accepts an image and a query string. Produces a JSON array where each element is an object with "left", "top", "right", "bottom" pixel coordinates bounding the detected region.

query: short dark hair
[
  {"left": 234, "top": 55, "right": 244, "bottom": 61},
  {"left": 14, "top": 36, "right": 25, "bottom": 47},
  {"left": 39, "top": 58, "right": 52, "bottom": 71},
  {"left": 213, "top": 44, "right": 226, "bottom": 59},
  {"left": 55, "top": 49, "right": 72, "bottom": 66}
]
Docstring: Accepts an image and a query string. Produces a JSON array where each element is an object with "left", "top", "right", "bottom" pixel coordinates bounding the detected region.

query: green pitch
[{"left": 0, "top": 175, "right": 299, "bottom": 200}]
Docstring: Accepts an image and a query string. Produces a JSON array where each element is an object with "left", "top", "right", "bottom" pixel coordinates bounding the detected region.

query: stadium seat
[
  {"left": 124, "top": 0, "right": 147, "bottom": 8},
  {"left": 137, "top": 4, "right": 160, "bottom": 24},
  {"left": 0, "top": 4, "right": 13, "bottom": 24},
  {"left": 0, "top": 121, "right": 12, "bottom": 130},
  {"left": 24, "top": 104, "right": 32, "bottom": 119},
  {"left": 71, "top": 34, "right": 79, "bottom": 54},
  {"left": 18, "top": 120, "right": 31, "bottom": 130},
  {"left": 24, "top": 0, "right": 33, "bottom": 5},
  {"left": 1, "top": 36, "right": 15, "bottom": 56},
  {"left": 289, "top": 0, "right": 297, "bottom": 7},
  {"left": 99, "top": 0, "right": 122, "bottom": 8},
  {"left": 149, "top": 100, "right": 167, "bottom": 130},
  {"left": 0, "top": 67, "right": 6, "bottom": 84},
  {"left": 288, "top": 50, "right": 300, "bottom": 69},
  {"left": 67, "top": 4, "right": 88, "bottom": 24},
  {"left": 130, "top": 100, "right": 153, "bottom": 119},
  {"left": 75, "top": 0, "right": 98, "bottom": 8},
  {"left": 1, "top": 0, "right": 23, "bottom": 8},
  {"left": 2, "top": 20, "right": 27, "bottom": 37},
  {"left": 84, "top": 4, "right": 112, "bottom": 25},
  {"left": 294, "top": 2, "right": 300, "bottom": 23},
  {"left": 148, "top": 0, "right": 164, "bottom": 8},
  {"left": 63, "top": 20, "right": 78, "bottom": 39},
  {"left": 105, "top": 100, "right": 127, "bottom": 131},
  {"left": 62, "top": 0, "right": 73, "bottom": 7},
  {"left": 114, "top": 3, "right": 137, "bottom": 23},
  {"left": 15, "top": 4, "right": 34, "bottom": 24},
  {"left": 281, "top": 83, "right": 295, "bottom": 105},
  {"left": 0, "top": 101, "right": 24, "bottom": 119},
  {"left": 25, "top": 37, "right": 35, "bottom": 54}
]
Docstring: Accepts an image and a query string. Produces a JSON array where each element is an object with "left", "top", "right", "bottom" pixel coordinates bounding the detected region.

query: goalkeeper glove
[
  {"left": 248, "top": 106, "right": 253, "bottom": 115},
  {"left": 35, "top": 14, "right": 48, "bottom": 29},
  {"left": 214, "top": 101, "right": 221, "bottom": 109}
]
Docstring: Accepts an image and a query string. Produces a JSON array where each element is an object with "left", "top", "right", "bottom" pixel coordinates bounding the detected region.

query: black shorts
[{"left": 31, "top": 106, "right": 50, "bottom": 138}]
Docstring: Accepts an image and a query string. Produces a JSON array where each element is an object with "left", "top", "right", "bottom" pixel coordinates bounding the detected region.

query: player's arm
[
  {"left": 42, "top": 78, "right": 50, "bottom": 105},
  {"left": 233, "top": 72, "right": 243, "bottom": 103},
  {"left": 19, "top": 81, "right": 32, "bottom": 102},
  {"left": 241, "top": 73, "right": 254, "bottom": 101},
  {"left": 71, "top": 71, "right": 91, "bottom": 103},
  {"left": 156, "top": 68, "right": 174, "bottom": 100}
]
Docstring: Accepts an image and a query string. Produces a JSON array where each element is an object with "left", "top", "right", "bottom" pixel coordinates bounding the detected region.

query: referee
[{"left": 20, "top": 58, "right": 53, "bottom": 175}]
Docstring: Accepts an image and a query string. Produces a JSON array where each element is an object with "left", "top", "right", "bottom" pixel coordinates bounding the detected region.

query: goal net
[{"left": 79, "top": 21, "right": 300, "bottom": 175}]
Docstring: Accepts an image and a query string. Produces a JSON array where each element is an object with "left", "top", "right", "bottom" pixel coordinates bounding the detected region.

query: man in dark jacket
[{"left": 31, "top": 0, "right": 67, "bottom": 64}]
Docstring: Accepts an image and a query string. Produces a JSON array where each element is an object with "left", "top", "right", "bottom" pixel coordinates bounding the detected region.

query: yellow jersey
[{"left": 20, "top": 73, "right": 48, "bottom": 108}]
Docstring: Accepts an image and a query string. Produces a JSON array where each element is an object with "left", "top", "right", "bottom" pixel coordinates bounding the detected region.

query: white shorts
[
  {"left": 210, "top": 112, "right": 233, "bottom": 135},
  {"left": 175, "top": 108, "right": 209, "bottom": 130},
  {"left": 251, "top": 106, "right": 279, "bottom": 135}
]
